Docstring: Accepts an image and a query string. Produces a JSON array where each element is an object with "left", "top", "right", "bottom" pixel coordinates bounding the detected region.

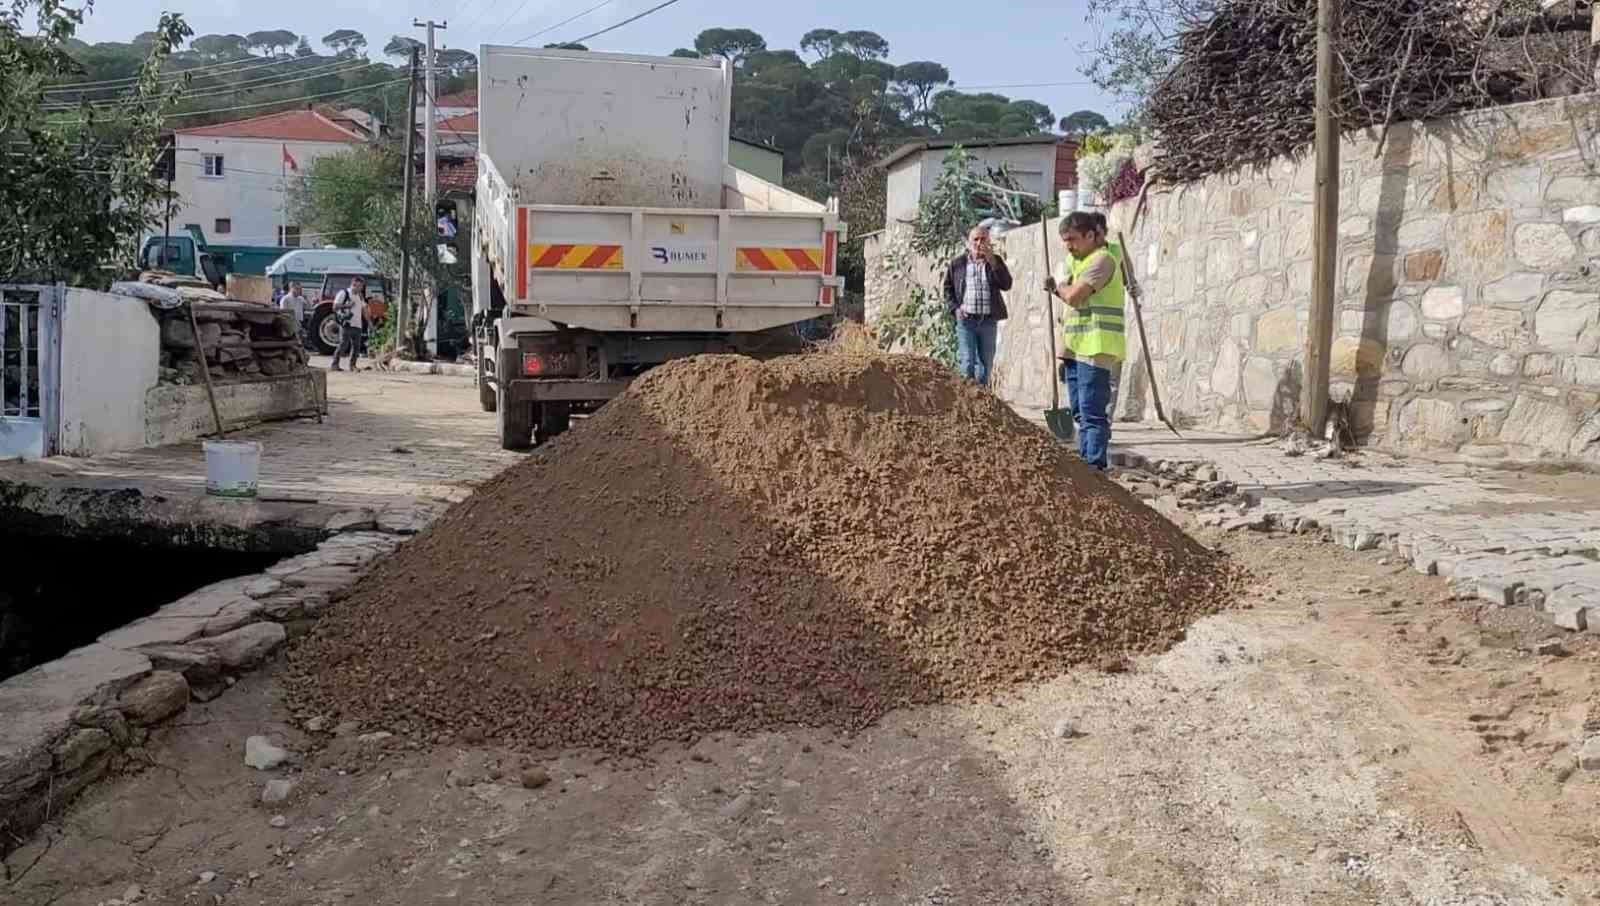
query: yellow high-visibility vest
[{"left": 1060, "top": 247, "right": 1126, "bottom": 361}]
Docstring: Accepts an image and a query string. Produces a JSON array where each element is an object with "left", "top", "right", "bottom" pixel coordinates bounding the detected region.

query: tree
[
  {"left": 2, "top": 4, "right": 192, "bottom": 284},
  {"left": 191, "top": 33, "right": 248, "bottom": 60},
  {"left": 1081, "top": 0, "right": 1217, "bottom": 112},
  {"left": 245, "top": 29, "right": 299, "bottom": 57},
  {"left": 321, "top": 29, "right": 367, "bottom": 57},
  {"left": 290, "top": 147, "right": 402, "bottom": 251},
  {"left": 693, "top": 28, "right": 766, "bottom": 66},
  {"left": 669, "top": 47, "right": 700, "bottom": 58},
  {"left": 799, "top": 28, "right": 840, "bottom": 61},
  {"left": 1059, "top": 109, "right": 1111, "bottom": 137},
  {"left": 437, "top": 48, "right": 476, "bottom": 76},
  {"left": 383, "top": 35, "right": 423, "bottom": 60},
  {"left": 837, "top": 30, "right": 889, "bottom": 61},
  {"left": 1006, "top": 99, "right": 1054, "bottom": 132},
  {"left": 892, "top": 61, "right": 951, "bottom": 123},
  {"left": 295, "top": 36, "right": 314, "bottom": 58}
]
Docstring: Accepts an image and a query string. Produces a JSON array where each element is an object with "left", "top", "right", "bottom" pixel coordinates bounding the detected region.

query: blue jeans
[
  {"left": 1061, "top": 358, "right": 1113, "bottom": 469},
  {"left": 955, "top": 317, "right": 998, "bottom": 386}
]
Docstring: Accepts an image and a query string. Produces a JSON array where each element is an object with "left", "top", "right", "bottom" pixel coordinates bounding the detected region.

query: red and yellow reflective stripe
[
  {"left": 820, "top": 231, "right": 837, "bottom": 306},
  {"left": 735, "top": 246, "right": 824, "bottom": 272},
  {"left": 528, "top": 243, "right": 624, "bottom": 270}
]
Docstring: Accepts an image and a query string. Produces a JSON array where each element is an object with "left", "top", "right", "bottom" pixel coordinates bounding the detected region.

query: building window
[
  {"left": 277, "top": 226, "right": 301, "bottom": 247},
  {"left": 214, "top": 218, "right": 231, "bottom": 235},
  {"left": 202, "top": 154, "right": 224, "bottom": 178}
]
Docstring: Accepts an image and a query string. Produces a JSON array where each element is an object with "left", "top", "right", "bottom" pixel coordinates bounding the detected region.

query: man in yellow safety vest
[{"left": 1042, "top": 211, "right": 1125, "bottom": 470}]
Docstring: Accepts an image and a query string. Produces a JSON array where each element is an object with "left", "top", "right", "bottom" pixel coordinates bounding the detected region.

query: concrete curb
[
  {"left": 1109, "top": 448, "right": 1600, "bottom": 636},
  {"left": 0, "top": 526, "right": 412, "bottom": 854}
]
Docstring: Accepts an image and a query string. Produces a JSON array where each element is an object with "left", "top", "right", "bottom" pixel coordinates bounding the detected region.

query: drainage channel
[{"left": 0, "top": 531, "right": 293, "bottom": 682}]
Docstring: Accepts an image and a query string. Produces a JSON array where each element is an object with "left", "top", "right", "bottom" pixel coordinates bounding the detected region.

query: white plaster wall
[
  {"left": 888, "top": 145, "right": 1058, "bottom": 225},
  {"left": 885, "top": 159, "right": 925, "bottom": 224},
  {"left": 58, "top": 289, "right": 160, "bottom": 456},
  {"left": 170, "top": 135, "right": 355, "bottom": 247}
]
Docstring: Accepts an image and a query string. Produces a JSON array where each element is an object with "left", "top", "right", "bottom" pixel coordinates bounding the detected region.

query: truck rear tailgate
[{"left": 507, "top": 203, "right": 844, "bottom": 332}]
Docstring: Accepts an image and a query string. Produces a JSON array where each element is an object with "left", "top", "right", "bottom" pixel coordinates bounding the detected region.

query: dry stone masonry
[
  {"left": 1107, "top": 93, "right": 1600, "bottom": 465},
  {"left": 867, "top": 93, "right": 1600, "bottom": 466}
]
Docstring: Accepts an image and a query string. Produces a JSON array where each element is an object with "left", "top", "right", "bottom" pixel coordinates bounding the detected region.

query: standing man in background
[
  {"left": 278, "top": 281, "right": 308, "bottom": 344},
  {"left": 330, "top": 276, "right": 368, "bottom": 373},
  {"left": 1043, "top": 212, "right": 1125, "bottom": 470},
  {"left": 942, "top": 222, "right": 1012, "bottom": 387}
]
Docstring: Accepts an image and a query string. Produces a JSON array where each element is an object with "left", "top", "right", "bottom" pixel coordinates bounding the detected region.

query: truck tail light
[{"left": 523, "top": 351, "right": 577, "bottom": 376}]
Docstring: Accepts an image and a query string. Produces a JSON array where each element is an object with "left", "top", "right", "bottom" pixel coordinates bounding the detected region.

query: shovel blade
[{"left": 1044, "top": 407, "right": 1075, "bottom": 441}]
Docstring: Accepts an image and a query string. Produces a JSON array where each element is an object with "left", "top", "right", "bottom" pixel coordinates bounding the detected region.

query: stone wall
[
  {"left": 1107, "top": 93, "right": 1600, "bottom": 465},
  {"left": 865, "top": 93, "right": 1600, "bottom": 465}
]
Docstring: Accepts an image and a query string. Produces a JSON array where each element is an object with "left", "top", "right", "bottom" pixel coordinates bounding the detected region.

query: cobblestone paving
[
  {"left": 0, "top": 368, "right": 519, "bottom": 533},
  {"left": 1088, "top": 420, "right": 1600, "bottom": 634}
]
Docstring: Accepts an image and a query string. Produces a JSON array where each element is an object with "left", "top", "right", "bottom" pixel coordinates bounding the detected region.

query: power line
[
  {"left": 48, "top": 79, "right": 410, "bottom": 127},
  {"left": 513, "top": 0, "right": 615, "bottom": 45},
  {"left": 563, "top": 0, "right": 684, "bottom": 46},
  {"left": 46, "top": 53, "right": 332, "bottom": 93},
  {"left": 45, "top": 60, "right": 383, "bottom": 110}
]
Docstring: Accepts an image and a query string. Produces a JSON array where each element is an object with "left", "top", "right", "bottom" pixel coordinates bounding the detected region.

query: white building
[
  {"left": 879, "top": 135, "right": 1066, "bottom": 224},
  {"left": 172, "top": 110, "right": 366, "bottom": 247}
]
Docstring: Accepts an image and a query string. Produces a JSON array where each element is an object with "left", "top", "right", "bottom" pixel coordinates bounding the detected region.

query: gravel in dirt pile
[{"left": 286, "top": 354, "right": 1240, "bottom": 753}]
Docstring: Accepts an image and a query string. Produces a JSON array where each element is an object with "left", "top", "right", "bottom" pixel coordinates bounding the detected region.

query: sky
[{"left": 75, "top": 0, "right": 1122, "bottom": 124}]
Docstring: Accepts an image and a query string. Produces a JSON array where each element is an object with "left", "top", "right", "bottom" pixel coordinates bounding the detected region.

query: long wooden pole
[
  {"left": 1302, "top": 0, "right": 1341, "bottom": 438},
  {"left": 1040, "top": 217, "right": 1060, "bottom": 412}
]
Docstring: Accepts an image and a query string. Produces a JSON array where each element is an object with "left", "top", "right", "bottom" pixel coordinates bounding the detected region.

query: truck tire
[
  {"left": 497, "top": 383, "right": 533, "bottom": 450},
  {"left": 309, "top": 308, "right": 340, "bottom": 355},
  {"left": 538, "top": 402, "right": 571, "bottom": 441},
  {"left": 479, "top": 376, "right": 497, "bottom": 413}
]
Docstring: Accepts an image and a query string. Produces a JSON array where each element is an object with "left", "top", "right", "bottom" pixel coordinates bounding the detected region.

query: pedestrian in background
[
  {"left": 1043, "top": 212, "right": 1125, "bottom": 470},
  {"left": 278, "top": 281, "right": 308, "bottom": 338},
  {"left": 942, "top": 222, "right": 1012, "bottom": 386},
  {"left": 330, "top": 276, "right": 367, "bottom": 372}
]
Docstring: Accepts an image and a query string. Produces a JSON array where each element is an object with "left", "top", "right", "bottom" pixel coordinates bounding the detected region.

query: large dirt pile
[{"left": 287, "top": 354, "right": 1239, "bottom": 753}]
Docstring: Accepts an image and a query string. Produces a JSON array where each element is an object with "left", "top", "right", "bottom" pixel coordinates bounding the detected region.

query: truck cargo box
[{"left": 479, "top": 46, "right": 731, "bottom": 209}]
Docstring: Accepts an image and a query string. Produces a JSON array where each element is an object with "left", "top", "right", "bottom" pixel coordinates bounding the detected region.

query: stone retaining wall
[
  {"left": 1109, "top": 92, "right": 1600, "bottom": 464},
  {"left": 864, "top": 93, "right": 1600, "bottom": 465},
  {"left": 0, "top": 526, "right": 403, "bottom": 854}
]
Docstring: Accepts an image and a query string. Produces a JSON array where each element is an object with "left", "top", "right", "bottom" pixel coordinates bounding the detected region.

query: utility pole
[
  {"left": 413, "top": 18, "right": 446, "bottom": 206},
  {"left": 161, "top": 138, "right": 174, "bottom": 268},
  {"left": 1302, "top": 0, "right": 1341, "bottom": 438},
  {"left": 398, "top": 47, "right": 421, "bottom": 360}
]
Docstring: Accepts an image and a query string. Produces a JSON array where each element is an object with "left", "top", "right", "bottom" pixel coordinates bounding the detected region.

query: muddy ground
[{"left": 5, "top": 527, "right": 1598, "bottom": 905}]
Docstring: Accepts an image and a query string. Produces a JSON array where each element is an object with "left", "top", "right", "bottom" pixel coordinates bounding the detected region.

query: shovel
[{"left": 1040, "top": 217, "right": 1074, "bottom": 441}]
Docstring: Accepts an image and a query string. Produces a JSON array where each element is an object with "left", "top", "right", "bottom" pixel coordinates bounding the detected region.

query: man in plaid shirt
[{"left": 942, "top": 223, "right": 1012, "bottom": 386}]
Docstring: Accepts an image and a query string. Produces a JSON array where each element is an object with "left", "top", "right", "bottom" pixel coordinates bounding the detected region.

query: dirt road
[{"left": 5, "top": 528, "right": 1597, "bottom": 905}]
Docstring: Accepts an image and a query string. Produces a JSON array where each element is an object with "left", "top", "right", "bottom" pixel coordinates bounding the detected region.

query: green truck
[{"left": 139, "top": 225, "right": 295, "bottom": 288}]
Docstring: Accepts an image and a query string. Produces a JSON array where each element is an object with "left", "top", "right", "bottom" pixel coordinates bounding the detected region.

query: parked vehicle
[
  {"left": 308, "top": 271, "right": 390, "bottom": 354},
  {"left": 472, "top": 45, "right": 845, "bottom": 450},
  {"left": 266, "top": 248, "right": 379, "bottom": 296},
  {"left": 139, "top": 225, "right": 294, "bottom": 288}
]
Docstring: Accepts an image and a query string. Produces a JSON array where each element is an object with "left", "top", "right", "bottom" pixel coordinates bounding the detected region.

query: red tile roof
[
  {"left": 433, "top": 89, "right": 477, "bottom": 108},
  {"left": 438, "top": 159, "right": 477, "bottom": 194},
  {"left": 178, "top": 109, "right": 366, "bottom": 143},
  {"left": 439, "top": 112, "right": 478, "bottom": 134}
]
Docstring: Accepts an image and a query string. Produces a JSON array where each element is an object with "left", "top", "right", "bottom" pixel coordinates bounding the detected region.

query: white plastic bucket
[{"left": 204, "top": 440, "right": 261, "bottom": 499}]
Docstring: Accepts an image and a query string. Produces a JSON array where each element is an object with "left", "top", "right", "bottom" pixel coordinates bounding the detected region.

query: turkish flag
[{"left": 282, "top": 144, "right": 298, "bottom": 172}]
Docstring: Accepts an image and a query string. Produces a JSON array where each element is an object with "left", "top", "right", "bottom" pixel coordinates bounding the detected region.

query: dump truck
[{"left": 472, "top": 46, "right": 845, "bottom": 450}]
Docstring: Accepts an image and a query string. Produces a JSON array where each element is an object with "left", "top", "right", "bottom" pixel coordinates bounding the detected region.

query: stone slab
[{"left": 0, "top": 645, "right": 151, "bottom": 794}]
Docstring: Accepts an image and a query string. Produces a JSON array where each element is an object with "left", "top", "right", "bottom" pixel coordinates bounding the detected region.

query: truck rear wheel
[
  {"left": 538, "top": 402, "right": 570, "bottom": 441},
  {"left": 497, "top": 383, "right": 533, "bottom": 450}
]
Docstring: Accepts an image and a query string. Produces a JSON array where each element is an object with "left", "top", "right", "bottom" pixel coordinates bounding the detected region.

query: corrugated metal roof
[{"left": 877, "top": 134, "right": 1064, "bottom": 171}]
